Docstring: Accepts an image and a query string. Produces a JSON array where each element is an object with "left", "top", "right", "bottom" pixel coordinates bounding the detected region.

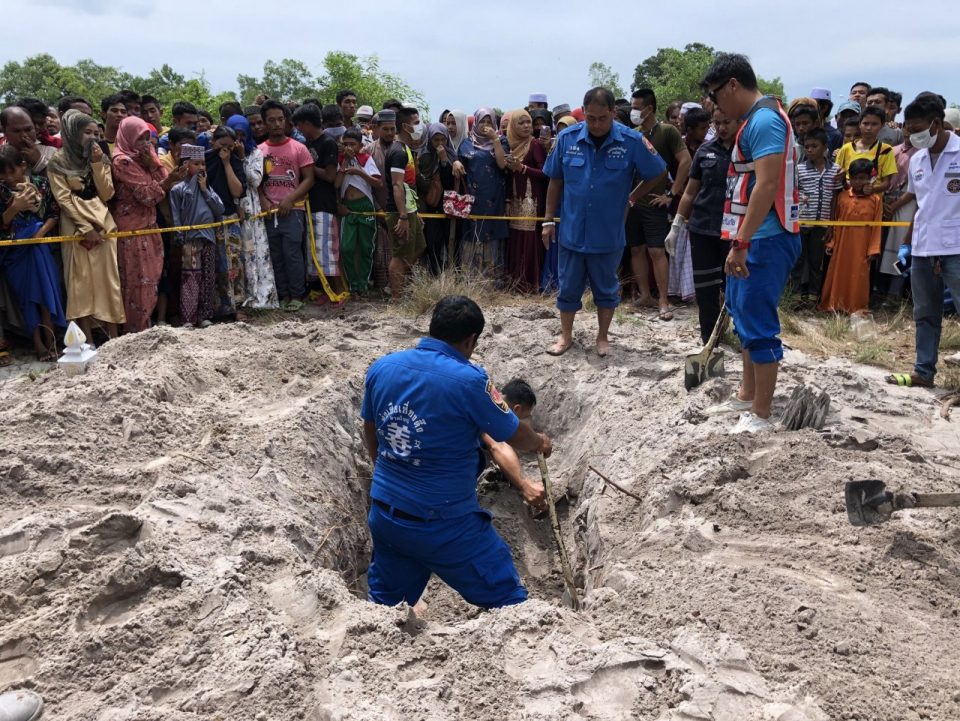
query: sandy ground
[{"left": 1, "top": 299, "right": 959, "bottom": 721}]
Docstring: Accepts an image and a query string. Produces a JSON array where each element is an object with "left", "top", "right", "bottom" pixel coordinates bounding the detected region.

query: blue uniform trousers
[{"left": 367, "top": 503, "right": 528, "bottom": 609}]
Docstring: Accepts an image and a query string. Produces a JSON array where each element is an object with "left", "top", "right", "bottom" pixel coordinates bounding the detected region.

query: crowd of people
[{"left": 0, "top": 75, "right": 957, "bottom": 371}]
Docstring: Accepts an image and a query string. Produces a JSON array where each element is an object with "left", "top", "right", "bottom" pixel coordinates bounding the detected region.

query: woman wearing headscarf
[
  {"left": 457, "top": 108, "right": 508, "bottom": 275},
  {"left": 443, "top": 110, "right": 469, "bottom": 153},
  {"left": 205, "top": 125, "right": 248, "bottom": 317},
  {"left": 110, "top": 115, "right": 170, "bottom": 332},
  {"left": 503, "top": 109, "right": 548, "bottom": 292},
  {"left": 47, "top": 109, "right": 126, "bottom": 342},
  {"left": 225, "top": 114, "right": 278, "bottom": 309},
  {"left": 417, "top": 123, "right": 458, "bottom": 274}
]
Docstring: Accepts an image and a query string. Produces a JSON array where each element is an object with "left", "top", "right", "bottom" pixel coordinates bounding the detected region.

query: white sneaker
[
  {"left": 198, "top": 320, "right": 213, "bottom": 329},
  {"left": 0, "top": 689, "right": 43, "bottom": 721},
  {"left": 730, "top": 412, "right": 774, "bottom": 435},
  {"left": 705, "top": 397, "right": 753, "bottom": 416}
]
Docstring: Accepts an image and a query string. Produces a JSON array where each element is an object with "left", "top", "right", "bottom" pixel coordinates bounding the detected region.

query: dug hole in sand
[{"left": 1, "top": 301, "right": 959, "bottom": 720}]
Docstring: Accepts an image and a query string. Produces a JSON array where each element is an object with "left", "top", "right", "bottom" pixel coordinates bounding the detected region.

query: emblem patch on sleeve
[{"left": 486, "top": 379, "right": 510, "bottom": 413}]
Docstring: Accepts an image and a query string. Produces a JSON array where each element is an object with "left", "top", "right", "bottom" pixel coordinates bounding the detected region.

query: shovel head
[
  {"left": 845, "top": 480, "right": 892, "bottom": 527},
  {"left": 684, "top": 349, "right": 725, "bottom": 391}
]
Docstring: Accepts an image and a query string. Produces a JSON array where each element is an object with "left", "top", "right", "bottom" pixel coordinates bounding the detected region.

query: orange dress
[{"left": 819, "top": 190, "right": 882, "bottom": 313}]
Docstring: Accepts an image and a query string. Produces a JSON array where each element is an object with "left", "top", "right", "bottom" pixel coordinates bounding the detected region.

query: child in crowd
[
  {"left": 836, "top": 107, "right": 897, "bottom": 193},
  {"left": 0, "top": 145, "right": 66, "bottom": 360},
  {"left": 337, "top": 128, "right": 382, "bottom": 293},
  {"left": 168, "top": 144, "right": 224, "bottom": 328},
  {"left": 793, "top": 128, "right": 841, "bottom": 304},
  {"left": 819, "top": 159, "right": 882, "bottom": 314},
  {"left": 836, "top": 119, "right": 860, "bottom": 160}
]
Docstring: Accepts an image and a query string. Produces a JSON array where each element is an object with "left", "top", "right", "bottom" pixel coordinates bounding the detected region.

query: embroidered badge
[
  {"left": 486, "top": 379, "right": 510, "bottom": 413},
  {"left": 948, "top": 179, "right": 960, "bottom": 194},
  {"left": 642, "top": 136, "right": 656, "bottom": 154}
]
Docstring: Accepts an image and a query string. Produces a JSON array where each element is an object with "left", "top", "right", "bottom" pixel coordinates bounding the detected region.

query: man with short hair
[
  {"left": 219, "top": 100, "right": 243, "bottom": 127},
  {"left": 100, "top": 94, "right": 128, "bottom": 149},
  {"left": 196, "top": 110, "right": 213, "bottom": 133},
  {"left": 528, "top": 93, "right": 548, "bottom": 111},
  {"left": 292, "top": 103, "right": 343, "bottom": 295},
  {"left": 834, "top": 100, "right": 861, "bottom": 139},
  {"left": 244, "top": 105, "right": 268, "bottom": 144},
  {"left": 361, "top": 295, "right": 552, "bottom": 611},
  {"left": 141, "top": 95, "right": 166, "bottom": 134},
  {"left": 46, "top": 106, "right": 60, "bottom": 137},
  {"left": 382, "top": 98, "right": 403, "bottom": 112},
  {"left": 16, "top": 97, "right": 61, "bottom": 148},
  {"left": 336, "top": 89, "right": 359, "bottom": 128},
  {"left": 849, "top": 82, "right": 871, "bottom": 107},
  {"left": 865, "top": 87, "right": 904, "bottom": 145},
  {"left": 258, "top": 99, "right": 316, "bottom": 310},
  {"left": 542, "top": 87, "right": 667, "bottom": 357},
  {"left": 118, "top": 89, "right": 141, "bottom": 117},
  {"left": 887, "top": 91, "right": 903, "bottom": 126},
  {"left": 627, "top": 87, "right": 691, "bottom": 319},
  {"left": 701, "top": 52, "right": 801, "bottom": 433},
  {"left": 0, "top": 106, "right": 55, "bottom": 173},
  {"left": 159, "top": 101, "right": 208, "bottom": 151},
  {"left": 887, "top": 95, "right": 960, "bottom": 389},
  {"left": 56, "top": 95, "right": 93, "bottom": 118},
  {"left": 396, "top": 105, "right": 426, "bottom": 155}
]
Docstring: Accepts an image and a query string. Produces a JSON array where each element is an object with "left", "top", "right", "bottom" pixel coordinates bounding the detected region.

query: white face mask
[
  {"left": 630, "top": 109, "right": 644, "bottom": 126},
  {"left": 408, "top": 122, "right": 424, "bottom": 141},
  {"left": 909, "top": 124, "right": 937, "bottom": 150}
]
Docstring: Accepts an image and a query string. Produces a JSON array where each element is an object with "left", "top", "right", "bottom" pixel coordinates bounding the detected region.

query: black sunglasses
[{"left": 708, "top": 78, "right": 733, "bottom": 104}]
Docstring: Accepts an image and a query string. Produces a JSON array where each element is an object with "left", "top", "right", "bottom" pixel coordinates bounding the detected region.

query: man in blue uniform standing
[
  {"left": 542, "top": 86, "right": 667, "bottom": 357},
  {"left": 701, "top": 53, "right": 801, "bottom": 434},
  {"left": 361, "top": 295, "right": 552, "bottom": 610}
]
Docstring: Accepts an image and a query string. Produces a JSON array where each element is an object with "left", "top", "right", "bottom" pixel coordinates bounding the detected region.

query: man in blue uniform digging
[{"left": 361, "top": 295, "right": 553, "bottom": 610}]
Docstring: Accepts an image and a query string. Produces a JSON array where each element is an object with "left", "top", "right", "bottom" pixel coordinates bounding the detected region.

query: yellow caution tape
[
  {"left": 305, "top": 200, "right": 350, "bottom": 304},
  {"left": 0, "top": 208, "right": 910, "bottom": 251}
]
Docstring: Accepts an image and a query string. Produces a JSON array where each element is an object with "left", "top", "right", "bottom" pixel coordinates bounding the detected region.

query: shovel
[
  {"left": 844, "top": 480, "right": 960, "bottom": 527},
  {"left": 684, "top": 306, "right": 728, "bottom": 391}
]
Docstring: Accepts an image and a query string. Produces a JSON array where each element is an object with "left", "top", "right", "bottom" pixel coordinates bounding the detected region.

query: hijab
[
  {"left": 447, "top": 109, "right": 469, "bottom": 152},
  {"left": 47, "top": 109, "right": 97, "bottom": 177},
  {"left": 506, "top": 109, "right": 534, "bottom": 162},
  {"left": 418, "top": 122, "right": 457, "bottom": 179},
  {"left": 470, "top": 107, "right": 497, "bottom": 151},
  {"left": 113, "top": 116, "right": 160, "bottom": 183},
  {"left": 226, "top": 114, "right": 256, "bottom": 154},
  {"left": 557, "top": 116, "right": 578, "bottom": 130}
]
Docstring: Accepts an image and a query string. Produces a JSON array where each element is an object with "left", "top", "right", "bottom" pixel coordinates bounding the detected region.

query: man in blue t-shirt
[
  {"left": 701, "top": 53, "right": 801, "bottom": 434},
  {"left": 360, "top": 295, "right": 552, "bottom": 610},
  {"left": 542, "top": 87, "right": 666, "bottom": 358}
]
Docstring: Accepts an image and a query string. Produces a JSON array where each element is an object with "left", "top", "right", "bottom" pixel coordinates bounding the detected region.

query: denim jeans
[{"left": 912, "top": 254, "right": 960, "bottom": 381}]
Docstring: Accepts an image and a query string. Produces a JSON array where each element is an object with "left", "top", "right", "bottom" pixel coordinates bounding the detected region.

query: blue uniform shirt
[
  {"left": 361, "top": 337, "right": 520, "bottom": 520},
  {"left": 544, "top": 120, "right": 666, "bottom": 254},
  {"left": 738, "top": 99, "right": 791, "bottom": 240}
]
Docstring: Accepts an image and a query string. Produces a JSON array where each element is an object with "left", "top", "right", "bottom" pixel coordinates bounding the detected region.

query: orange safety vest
[{"left": 721, "top": 97, "right": 800, "bottom": 241}]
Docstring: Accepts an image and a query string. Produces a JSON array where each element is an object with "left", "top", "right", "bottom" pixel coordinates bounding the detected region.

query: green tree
[
  {"left": 588, "top": 62, "right": 626, "bottom": 100},
  {"left": 237, "top": 59, "right": 321, "bottom": 105},
  {"left": 317, "top": 52, "right": 427, "bottom": 115},
  {"left": 632, "top": 44, "right": 785, "bottom": 108}
]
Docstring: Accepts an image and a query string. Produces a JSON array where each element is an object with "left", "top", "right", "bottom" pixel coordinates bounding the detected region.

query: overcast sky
[{"left": 22, "top": 1, "right": 960, "bottom": 118}]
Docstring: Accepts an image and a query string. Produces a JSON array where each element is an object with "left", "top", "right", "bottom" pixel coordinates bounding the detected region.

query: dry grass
[
  {"left": 854, "top": 341, "right": 894, "bottom": 367},
  {"left": 392, "top": 268, "right": 523, "bottom": 317},
  {"left": 941, "top": 322, "right": 960, "bottom": 350},
  {"left": 941, "top": 367, "right": 960, "bottom": 391},
  {"left": 823, "top": 313, "right": 851, "bottom": 341}
]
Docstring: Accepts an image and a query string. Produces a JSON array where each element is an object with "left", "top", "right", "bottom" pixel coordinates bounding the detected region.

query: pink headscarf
[
  {"left": 470, "top": 107, "right": 497, "bottom": 151},
  {"left": 113, "top": 116, "right": 160, "bottom": 181}
]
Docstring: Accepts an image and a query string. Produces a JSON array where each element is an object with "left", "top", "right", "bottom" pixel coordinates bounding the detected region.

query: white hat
[{"left": 356, "top": 105, "right": 374, "bottom": 120}]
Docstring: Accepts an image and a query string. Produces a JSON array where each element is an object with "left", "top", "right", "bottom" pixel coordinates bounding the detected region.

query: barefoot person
[
  {"left": 542, "top": 87, "right": 666, "bottom": 357},
  {"left": 361, "top": 296, "right": 552, "bottom": 610},
  {"left": 887, "top": 94, "right": 960, "bottom": 389},
  {"left": 702, "top": 53, "right": 801, "bottom": 434}
]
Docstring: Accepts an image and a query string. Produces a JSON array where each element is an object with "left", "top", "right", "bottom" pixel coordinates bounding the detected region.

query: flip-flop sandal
[
  {"left": 658, "top": 308, "right": 674, "bottom": 321},
  {"left": 886, "top": 372, "right": 933, "bottom": 388},
  {"left": 546, "top": 342, "right": 573, "bottom": 356},
  {"left": 0, "top": 350, "right": 12, "bottom": 367},
  {"left": 285, "top": 299, "right": 305, "bottom": 312},
  {"left": 37, "top": 350, "right": 58, "bottom": 362}
]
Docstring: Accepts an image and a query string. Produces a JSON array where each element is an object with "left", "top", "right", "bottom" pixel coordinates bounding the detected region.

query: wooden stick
[
  {"left": 588, "top": 465, "right": 644, "bottom": 502},
  {"left": 538, "top": 453, "right": 580, "bottom": 611}
]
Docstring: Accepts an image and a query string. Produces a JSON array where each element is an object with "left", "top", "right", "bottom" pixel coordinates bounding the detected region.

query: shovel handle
[{"left": 914, "top": 493, "right": 960, "bottom": 508}]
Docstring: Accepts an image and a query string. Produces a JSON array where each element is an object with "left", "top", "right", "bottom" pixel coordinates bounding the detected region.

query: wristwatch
[{"left": 664, "top": 189, "right": 674, "bottom": 199}]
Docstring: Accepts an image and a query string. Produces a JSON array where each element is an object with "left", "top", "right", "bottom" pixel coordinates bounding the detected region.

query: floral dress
[{"left": 239, "top": 147, "right": 278, "bottom": 309}]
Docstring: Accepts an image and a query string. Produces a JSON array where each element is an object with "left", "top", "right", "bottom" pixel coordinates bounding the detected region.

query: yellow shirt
[{"left": 835, "top": 140, "right": 897, "bottom": 179}]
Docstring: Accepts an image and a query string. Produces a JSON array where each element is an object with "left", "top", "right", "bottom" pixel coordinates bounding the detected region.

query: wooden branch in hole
[{"left": 588, "top": 466, "right": 644, "bottom": 502}]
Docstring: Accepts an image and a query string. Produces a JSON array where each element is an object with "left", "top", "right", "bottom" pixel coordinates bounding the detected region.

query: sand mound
[{"left": 1, "top": 303, "right": 958, "bottom": 720}]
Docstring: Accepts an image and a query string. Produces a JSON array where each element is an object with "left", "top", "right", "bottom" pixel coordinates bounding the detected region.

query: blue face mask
[{"left": 325, "top": 126, "right": 346, "bottom": 140}]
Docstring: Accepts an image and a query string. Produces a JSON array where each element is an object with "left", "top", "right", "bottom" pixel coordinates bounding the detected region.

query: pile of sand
[{"left": 1, "top": 302, "right": 958, "bottom": 720}]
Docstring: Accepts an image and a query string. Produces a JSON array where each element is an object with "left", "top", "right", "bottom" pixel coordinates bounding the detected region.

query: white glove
[{"left": 665, "top": 215, "right": 686, "bottom": 256}]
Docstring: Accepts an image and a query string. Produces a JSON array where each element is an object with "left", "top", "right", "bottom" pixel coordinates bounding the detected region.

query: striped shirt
[{"left": 797, "top": 159, "right": 841, "bottom": 221}]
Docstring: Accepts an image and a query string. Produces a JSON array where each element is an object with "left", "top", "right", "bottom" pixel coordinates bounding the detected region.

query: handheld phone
[
  {"left": 892, "top": 260, "right": 904, "bottom": 276},
  {"left": 540, "top": 126, "right": 552, "bottom": 140}
]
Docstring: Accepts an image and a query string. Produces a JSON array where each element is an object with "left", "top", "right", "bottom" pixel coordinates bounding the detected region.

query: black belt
[{"left": 373, "top": 499, "right": 427, "bottom": 522}]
